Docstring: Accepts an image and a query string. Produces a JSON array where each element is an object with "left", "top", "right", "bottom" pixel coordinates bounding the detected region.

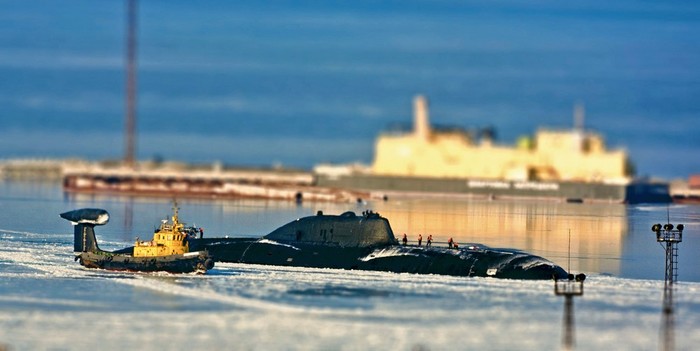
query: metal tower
[
  {"left": 124, "top": 0, "right": 138, "bottom": 168},
  {"left": 555, "top": 273, "right": 585, "bottom": 351},
  {"left": 554, "top": 229, "right": 586, "bottom": 350},
  {"left": 652, "top": 222, "right": 683, "bottom": 351}
]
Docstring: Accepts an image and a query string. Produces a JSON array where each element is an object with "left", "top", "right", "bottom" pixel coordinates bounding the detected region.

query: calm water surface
[
  {"left": 2, "top": 180, "right": 700, "bottom": 351},
  {"left": 2, "top": 180, "right": 698, "bottom": 282}
]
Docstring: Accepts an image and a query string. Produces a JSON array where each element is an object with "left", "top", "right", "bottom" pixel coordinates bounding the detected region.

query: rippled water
[
  {"left": 5, "top": 181, "right": 694, "bottom": 281},
  {"left": 0, "top": 181, "right": 699, "bottom": 350}
]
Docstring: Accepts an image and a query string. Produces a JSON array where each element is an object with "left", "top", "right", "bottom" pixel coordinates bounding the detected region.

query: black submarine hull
[
  {"left": 191, "top": 239, "right": 566, "bottom": 280},
  {"left": 190, "top": 211, "right": 567, "bottom": 280}
]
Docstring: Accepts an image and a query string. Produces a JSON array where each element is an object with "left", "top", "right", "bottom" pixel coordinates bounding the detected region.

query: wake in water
[{"left": 1, "top": 229, "right": 700, "bottom": 351}]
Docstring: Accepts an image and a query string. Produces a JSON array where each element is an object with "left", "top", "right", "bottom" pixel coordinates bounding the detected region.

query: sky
[{"left": 0, "top": 0, "right": 699, "bottom": 178}]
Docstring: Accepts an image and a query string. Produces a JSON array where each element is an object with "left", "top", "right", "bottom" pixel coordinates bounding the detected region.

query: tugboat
[
  {"left": 60, "top": 204, "right": 214, "bottom": 274},
  {"left": 189, "top": 210, "right": 567, "bottom": 280}
]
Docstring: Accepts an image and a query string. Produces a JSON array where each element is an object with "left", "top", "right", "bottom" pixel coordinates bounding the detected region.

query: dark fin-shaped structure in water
[{"left": 60, "top": 208, "right": 110, "bottom": 253}]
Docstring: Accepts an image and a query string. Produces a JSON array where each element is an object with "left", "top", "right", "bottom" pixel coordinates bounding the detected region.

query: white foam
[
  {"left": 2, "top": 231, "right": 700, "bottom": 350},
  {"left": 257, "top": 239, "right": 300, "bottom": 251},
  {"left": 358, "top": 247, "right": 420, "bottom": 261}
]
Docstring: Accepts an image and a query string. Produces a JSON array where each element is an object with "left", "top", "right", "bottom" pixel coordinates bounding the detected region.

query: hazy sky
[{"left": 1, "top": 1, "right": 698, "bottom": 178}]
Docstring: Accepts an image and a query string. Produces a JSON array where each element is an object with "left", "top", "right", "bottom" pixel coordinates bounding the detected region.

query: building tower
[{"left": 413, "top": 95, "right": 430, "bottom": 141}]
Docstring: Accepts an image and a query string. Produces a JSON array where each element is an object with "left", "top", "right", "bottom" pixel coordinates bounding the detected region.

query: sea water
[
  {"left": 1, "top": 1, "right": 700, "bottom": 348},
  {"left": 0, "top": 181, "right": 699, "bottom": 350},
  {"left": 1, "top": 1, "right": 700, "bottom": 178}
]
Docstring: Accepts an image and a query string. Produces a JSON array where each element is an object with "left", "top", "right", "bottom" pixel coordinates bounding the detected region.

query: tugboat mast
[{"left": 172, "top": 200, "right": 180, "bottom": 225}]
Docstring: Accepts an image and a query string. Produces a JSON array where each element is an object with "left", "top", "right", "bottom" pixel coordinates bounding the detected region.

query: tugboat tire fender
[{"left": 204, "top": 258, "right": 214, "bottom": 270}]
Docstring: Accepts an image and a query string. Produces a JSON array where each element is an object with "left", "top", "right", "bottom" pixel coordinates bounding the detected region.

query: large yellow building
[{"left": 372, "top": 96, "right": 632, "bottom": 184}]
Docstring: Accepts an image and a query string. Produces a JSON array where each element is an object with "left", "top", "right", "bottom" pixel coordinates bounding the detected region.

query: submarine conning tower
[
  {"left": 60, "top": 208, "right": 110, "bottom": 253},
  {"left": 264, "top": 211, "right": 396, "bottom": 248}
]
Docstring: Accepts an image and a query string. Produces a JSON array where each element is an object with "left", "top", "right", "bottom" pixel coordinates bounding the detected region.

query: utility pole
[{"left": 124, "top": 0, "right": 138, "bottom": 168}]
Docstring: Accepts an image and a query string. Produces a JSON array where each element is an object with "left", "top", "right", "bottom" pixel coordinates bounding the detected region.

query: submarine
[
  {"left": 189, "top": 210, "right": 568, "bottom": 280},
  {"left": 61, "top": 206, "right": 214, "bottom": 274}
]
